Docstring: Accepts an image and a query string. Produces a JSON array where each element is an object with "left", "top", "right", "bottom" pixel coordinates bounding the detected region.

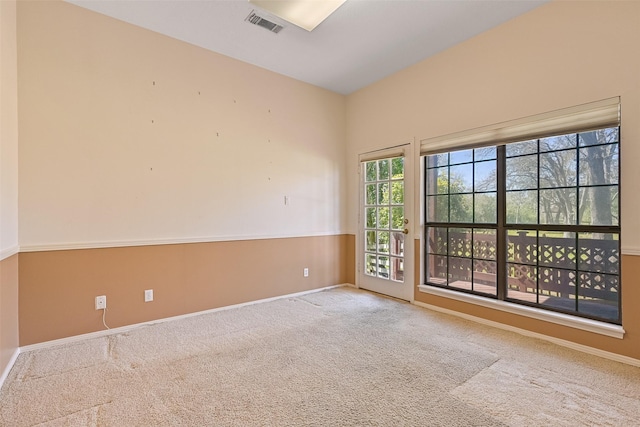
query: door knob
[{"left": 403, "top": 228, "right": 409, "bottom": 235}]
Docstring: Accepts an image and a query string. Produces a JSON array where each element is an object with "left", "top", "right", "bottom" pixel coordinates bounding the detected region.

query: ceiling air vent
[{"left": 246, "top": 10, "right": 284, "bottom": 34}]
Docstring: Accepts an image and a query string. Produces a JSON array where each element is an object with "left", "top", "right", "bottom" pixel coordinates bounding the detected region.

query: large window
[{"left": 424, "top": 127, "right": 620, "bottom": 323}]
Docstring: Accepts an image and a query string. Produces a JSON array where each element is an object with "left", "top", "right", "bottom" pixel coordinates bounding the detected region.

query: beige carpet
[{"left": 1, "top": 287, "right": 639, "bottom": 426}]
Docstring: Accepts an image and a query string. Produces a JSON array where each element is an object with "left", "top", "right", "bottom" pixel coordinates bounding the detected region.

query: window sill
[{"left": 417, "top": 285, "right": 625, "bottom": 339}]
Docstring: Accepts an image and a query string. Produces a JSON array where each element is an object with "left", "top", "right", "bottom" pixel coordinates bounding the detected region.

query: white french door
[{"left": 358, "top": 145, "right": 414, "bottom": 301}]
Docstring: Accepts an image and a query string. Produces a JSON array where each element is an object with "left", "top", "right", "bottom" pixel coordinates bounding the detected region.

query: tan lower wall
[
  {"left": 345, "top": 234, "right": 355, "bottom": 284},
  {"left": 19, "top": 235, "right": 348, "bottom": 346},
  {"left": 0, "top": 254, "right": 19, "bottom": 373},
  {"left": 413, "top": 236, "right": 640, "bottom": 360}
]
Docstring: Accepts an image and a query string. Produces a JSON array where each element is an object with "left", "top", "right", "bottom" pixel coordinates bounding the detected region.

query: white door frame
[{"left": 356, "top": 141, "right": 415, "bottom": 302}]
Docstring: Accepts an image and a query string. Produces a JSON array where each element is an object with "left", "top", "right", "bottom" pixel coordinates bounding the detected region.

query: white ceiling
[{"left": 66, "top": 0, "right": 548, "bottom": 95}]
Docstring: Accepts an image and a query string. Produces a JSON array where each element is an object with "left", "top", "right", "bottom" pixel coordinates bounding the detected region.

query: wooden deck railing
[{"left": 427, "top": 231, "right": 619, "bottom": 301}]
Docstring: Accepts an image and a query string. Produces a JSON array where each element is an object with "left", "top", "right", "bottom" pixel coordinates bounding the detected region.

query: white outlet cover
[
  {"left": 145, "top": 289, "right": 153, "bottom": 302},
  {"left": 95, "top": 295, "right": 107, "bottom": 310}
]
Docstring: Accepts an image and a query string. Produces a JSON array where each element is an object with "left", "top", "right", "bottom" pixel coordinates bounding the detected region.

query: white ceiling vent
[{"left": 245, "top": 11, "right": 284, "bottom": 34}]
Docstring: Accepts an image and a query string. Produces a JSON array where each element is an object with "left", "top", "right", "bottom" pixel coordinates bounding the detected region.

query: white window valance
[
  {"left": 358, "top": 143, "right": 408, "bottom": 163},
  {"left": 420, "top": 97, "right": 620, "bottom": 155}
]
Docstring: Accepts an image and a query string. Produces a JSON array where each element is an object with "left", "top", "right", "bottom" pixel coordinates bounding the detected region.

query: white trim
[
  {"left": 14, "top": 238, "right": 640, "bottom": 256},
  {"left": 20, "top": 284, "right": 347, "bottom": 353},
  {"left": 0, "top": 348, "right": 20, "bottom": 389},
  {"left": 19, "top": 231, "right": 347, "bottom": 253},
  {"left": 0, "top": 245, "right": 19, "bottom": 261},
  {"left": 413, "top": 300, "right": 639, "bottom": 367},
  {"left": 418, "top": 284, "right": 625, "bottom": 339},
  {"left": 621, "top": 247, "right": 640, "bottom": 256},
  {"left": 356, "top": 142, "right": 415, "bottom": 302}
]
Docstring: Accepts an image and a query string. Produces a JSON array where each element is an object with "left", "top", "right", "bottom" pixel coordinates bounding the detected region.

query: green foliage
[{"left": 364, "top": 157, "right": 406, "bottom": 259}]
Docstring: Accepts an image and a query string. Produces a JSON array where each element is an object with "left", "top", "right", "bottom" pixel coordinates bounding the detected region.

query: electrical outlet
[
  {"left": 303, "top": 268, "right": 309, "bottom": 277},
  {"left": 95, "top": 295, "right": 107, "bottom": 310},
  {"left": 144, "top": 289, "right": 154, "bottom": 302}
]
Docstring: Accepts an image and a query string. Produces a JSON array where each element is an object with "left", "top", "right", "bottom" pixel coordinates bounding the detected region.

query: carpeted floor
[{"left": 1, "top": 287, "right": 639, "bottom": 426}]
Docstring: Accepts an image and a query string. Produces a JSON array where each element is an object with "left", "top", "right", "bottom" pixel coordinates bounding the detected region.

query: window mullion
[{"left": 497, "top": 145, "right": 507, "bottom": 300}]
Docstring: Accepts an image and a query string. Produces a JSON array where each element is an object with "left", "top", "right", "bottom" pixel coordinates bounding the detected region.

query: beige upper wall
[
  {"left": 346, "top": 1, "right": 640, "bottom": 252},
  {"left": 0, "top": 0, "right": 19, "bottom": 258},
  {"left": 17, "top": 1, "right": 347, "bottom": 250}
]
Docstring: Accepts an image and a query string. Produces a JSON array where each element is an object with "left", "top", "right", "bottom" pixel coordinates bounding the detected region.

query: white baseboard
[
  {"left": 418, "top": 284, "right": 624, "bottom": 339},
  {"left": 21, "top": 284, "right": 347, "bottom": 353},
  {"left": 413, "top": 300, "right": 640, "bottom": 368},
  {"left": 0, "top": 348, "right": 20, "bottom": 389}
]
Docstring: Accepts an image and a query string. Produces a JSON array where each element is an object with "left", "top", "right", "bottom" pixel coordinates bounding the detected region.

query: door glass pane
[
  {"left": 390, "top": 257, "right": 404, "bottom": 282},
  {"left": 365, "top": 231, "right": 376, "bottom": 252},
  {"left": 378, "top": 183, "right": 389, "bottom": 204},
  {"left": 365, "top": 184, "right": 376, "bottom": 205},
  {"left": 378, "top": 159, "right": 390, "bottom": 180},
  {"left": 391, "top": 157, "right": 404, "bottom": 179},
  {"left": 378, "top": 207, "right": 389, "bottom": 229},
  {"left": 365, "top": 207, "right": 376, "bottom": 228},
  {"left": 378, "top": 231, "right": 389, "bottom": 254},
  {"left": 378, "top": 256, "right": 389, "bottom": 279},
  {"left": 390, "top": 231, "right": 404, "bottom": 257},
  {"left": 365, "top": 253, "right": 376, "bottom": 276},
  {"left": 391, "top": 181, "right": 404, "bottom": 204},
  {"left": 365, "top": 161, "right": 377, "bottom": 182},
  {"left": 390, "top": 207, "right": 404, "bottom": 230},
  {"left": 362, "top": 156, "right": 405, "bottom": 285}
]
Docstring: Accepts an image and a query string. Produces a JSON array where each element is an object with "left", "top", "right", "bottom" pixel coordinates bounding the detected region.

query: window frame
[{"left": 423, "top": 128, "right": 621, "bottom": 325}]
